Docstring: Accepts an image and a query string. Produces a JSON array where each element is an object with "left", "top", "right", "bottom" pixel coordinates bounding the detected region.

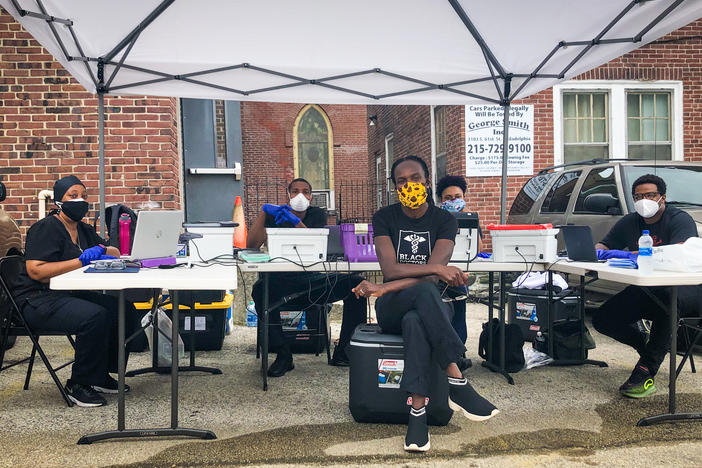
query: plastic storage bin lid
[
  {"left": 487, "top": 223, "right": 553, "bottom": 230},
  {"left": 162, "top": 293, "right": 233, "bottom": 310}
]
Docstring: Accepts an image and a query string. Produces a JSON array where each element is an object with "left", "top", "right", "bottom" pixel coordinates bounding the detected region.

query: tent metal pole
[
  {"left": 499, "top": 101, "right": 510, "bottom": 224},
  {"left": 98, "top": 91, "right": 106, "bottom": 238},
  {"left": 499, "top": 77, "right": 512, "bottom": 224}
]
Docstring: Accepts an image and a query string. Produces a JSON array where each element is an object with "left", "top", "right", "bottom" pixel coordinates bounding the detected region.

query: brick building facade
[
  {"left": 0, "top": 8, "right": 181, "bottom": 236},
  {"left": 367, "top": 20, "right": 702, "bottom": 246},
  {"left": 0, "top": 7, "right": 368, "bottom": 240}
]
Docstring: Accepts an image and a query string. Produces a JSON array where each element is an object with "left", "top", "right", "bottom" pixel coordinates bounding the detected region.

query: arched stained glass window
[{"left": 294, "top": 105, "right": 333, "bottom": 190}]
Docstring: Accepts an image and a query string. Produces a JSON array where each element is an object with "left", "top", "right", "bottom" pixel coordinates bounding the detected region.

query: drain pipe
[{"left": 38, "top": 190, "right": 53, "bottom": 219}]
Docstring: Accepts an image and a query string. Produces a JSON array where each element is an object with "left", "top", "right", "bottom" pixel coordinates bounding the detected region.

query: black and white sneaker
[
  {"left": 404, "top": 406, "right": 430, "bottom": 452},
  {"left": 91, "top": 375, "right": 130, "bottom": 394},
  {"left": 448, "top": 377, "right": 499, "bottom": 421},
  {"left": 65, "top": 381, "right": 107, "bottom": 408}
]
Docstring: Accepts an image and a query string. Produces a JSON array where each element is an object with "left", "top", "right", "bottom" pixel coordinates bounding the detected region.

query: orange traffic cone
[{"left": 233, "top": 195, "right": 247, "bottom": 248}]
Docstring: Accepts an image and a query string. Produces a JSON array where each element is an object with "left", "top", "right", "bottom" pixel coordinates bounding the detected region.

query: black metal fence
[{"left": 244, "top": 179, "right": 390, "bottom": 227}]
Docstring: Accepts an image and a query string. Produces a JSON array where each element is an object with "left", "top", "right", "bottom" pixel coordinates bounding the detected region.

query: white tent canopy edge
[{"left": 2, "top": 0, "right": 701, "bottom": 232}]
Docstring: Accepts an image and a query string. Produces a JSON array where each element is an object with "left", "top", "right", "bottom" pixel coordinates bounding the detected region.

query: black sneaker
[
  {"left": 65, "top": 381, "right": 107, "bottom": 408},
  {"left": 329, "top": 344, "right": 350, "bottom": 367},
  {"left": 619, "top": 363, "right": 657, "bottom": 398},
  {"left": 92, "top": 375, "right": 130, "bottom": 394},
  {"left": 267, "top": 350, "right": 294, "bottom": 377},
  {"left": 404, "top": 406, "right": 430, "bottom": 452},
  {"left": 448, "top": 377, "right": 499, "bottom": 421}
]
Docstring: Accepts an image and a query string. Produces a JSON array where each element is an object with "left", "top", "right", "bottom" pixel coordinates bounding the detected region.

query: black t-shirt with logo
[
  {"left": 600, "top": 205, "right": 697, "bottom": 251},
  {"left": 14, "top": 215, "right": 105, "bottom": 301},
  {"left": 372, "top": 202, "right": 457, "bottom": 264}
]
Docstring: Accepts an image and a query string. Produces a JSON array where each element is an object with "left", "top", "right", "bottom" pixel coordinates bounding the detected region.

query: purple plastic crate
[{"left": 341, "top": 223, "right": 377, "bottom": 262}]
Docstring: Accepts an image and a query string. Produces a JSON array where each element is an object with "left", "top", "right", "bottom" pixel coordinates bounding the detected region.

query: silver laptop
[{"left": 123, "top": 210, "right": 183, "bottom": 260}]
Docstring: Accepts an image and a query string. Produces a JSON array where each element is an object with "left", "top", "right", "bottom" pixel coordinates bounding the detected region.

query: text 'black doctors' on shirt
[
  {"left": 600, "top": 205, "right": 698, "bottom": 251},
  {"left": 264, "top": 205, "right": 327, "bottom": 229},
  {"left": 372, "top": 202, "right": 457, "bottom": 265}
]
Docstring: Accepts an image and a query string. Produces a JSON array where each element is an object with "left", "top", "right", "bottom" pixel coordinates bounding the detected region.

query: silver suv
[{"left": 507, "top": 159, "right": 702, "bottom": 300}]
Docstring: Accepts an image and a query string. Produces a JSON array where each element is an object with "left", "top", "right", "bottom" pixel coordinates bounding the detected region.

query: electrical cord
[{"left": 512, "top": 247, "right": 536, "bottom": 289}]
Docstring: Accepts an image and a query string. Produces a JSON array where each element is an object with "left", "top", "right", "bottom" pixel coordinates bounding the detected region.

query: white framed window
[{"left": 553, "top": 80, "right": 683, "bottom": 165}]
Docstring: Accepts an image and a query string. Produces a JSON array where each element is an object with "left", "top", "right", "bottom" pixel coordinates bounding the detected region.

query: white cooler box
[
  {"left": 184, "top": 223, "right": 235, "bottom": 262},
  {"left": 266, "top": 228, "right": 329, "bottom": 263},
  {"left": 488, "top": 224, "right": 559, "bottom": 263}
]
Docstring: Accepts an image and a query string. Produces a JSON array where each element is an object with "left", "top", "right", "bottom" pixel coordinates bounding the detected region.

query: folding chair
[
  {"left": 676, "top": 316, "right": 702, "bottom": 378},
  {"left": 0, "top": 256, "right": 76, "bottom": 407}
]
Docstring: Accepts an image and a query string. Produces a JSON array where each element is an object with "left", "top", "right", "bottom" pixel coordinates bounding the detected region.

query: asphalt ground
[{"left": 1, "top": 301, "right": 701, "bottom": 468}]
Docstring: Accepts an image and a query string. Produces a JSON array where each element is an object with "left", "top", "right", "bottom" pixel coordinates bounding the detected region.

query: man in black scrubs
[
  {"left": 248, "top": 178, "right": 366, "bottom": 377},
  {"left": 13, "top": 175, "right": 140, "bottom": 407},
  {"left": 593, "top": 174, "right": 702, "bottom": 398}
]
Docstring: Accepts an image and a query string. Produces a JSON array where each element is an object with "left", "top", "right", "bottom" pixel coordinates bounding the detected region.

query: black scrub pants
[
  {"left": 592, "top": 285, "right": 702, "bottom": 376},
  {"left": 21, "top": 291, "right": 140, "bottom": 386},
  {"left": 375, "top": 282, "right": 466, "bottom": 397},
  {"left": 251, "top": 272, "right": 366, "bottom": 351}
]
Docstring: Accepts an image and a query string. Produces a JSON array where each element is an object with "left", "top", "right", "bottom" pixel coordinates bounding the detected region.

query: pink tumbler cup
[{"left": 119, "top": 213, "right": 131, "bottom": 256}]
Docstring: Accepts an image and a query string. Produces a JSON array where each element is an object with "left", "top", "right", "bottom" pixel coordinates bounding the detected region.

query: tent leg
[
  {"left": 499, "top": 102, "right": 510, "bottom": 224},
  {"left": 98, "top": 91, "right": 106, "bottom": 238}
]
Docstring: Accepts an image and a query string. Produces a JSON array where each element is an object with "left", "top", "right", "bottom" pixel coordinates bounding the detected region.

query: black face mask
[{"left": 59, "top": 199, "right": 89, "bottom": 222}]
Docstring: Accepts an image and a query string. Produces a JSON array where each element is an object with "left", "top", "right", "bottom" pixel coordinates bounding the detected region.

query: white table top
[
  {"left": 236, "top": 259, "right": 544, "bottom": 273},
  {"left": 50, "top": 263, "right": 238, "bottom": 291},
  {"left": 548, "top": 260, "right": 702, "bottom": 287}
]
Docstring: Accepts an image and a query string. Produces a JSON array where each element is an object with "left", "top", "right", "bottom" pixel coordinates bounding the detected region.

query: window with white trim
[
  {"left": 553, "top": 81, "right": 682, "bottom": 165},
  {"left": 563, "top": 92, "right": 609, "bottom": 163},
  {"left": 627, "top": 91, "right": 671, "bottom": 160}
]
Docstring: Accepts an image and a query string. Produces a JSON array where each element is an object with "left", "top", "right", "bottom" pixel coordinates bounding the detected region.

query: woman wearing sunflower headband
[{"left": 352, "top": 155, "right": 498, "bottom": 453}]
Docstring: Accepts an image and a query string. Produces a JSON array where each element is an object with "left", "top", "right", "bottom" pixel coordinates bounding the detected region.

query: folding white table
[
  {"left": 50, "top": 263, "right": 237, "bottom": 444},
  {"left": 237, "top": 259, "right": 539, "bottom": 389},
  {"left": 548, "top": 260, "right": 702, "bottom": 426}
]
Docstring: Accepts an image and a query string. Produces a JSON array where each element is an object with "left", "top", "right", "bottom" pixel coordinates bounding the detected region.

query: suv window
[
  {"left": 574, "top": 167, "right": 619, "bottom": 213},
  {"left": 509, "top": 173, "right": 555, "bottom": 215},
  {"left": 540, "top": 170, "right": 581, "bottom": 214}
]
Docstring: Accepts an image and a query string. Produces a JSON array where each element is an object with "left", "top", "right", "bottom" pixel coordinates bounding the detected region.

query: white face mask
[
  {"left": 289, "top": 193, "right": 310, "bottom": 212},
  {"left": 634, "top": 198, "right": 661, "bottom": 219}
]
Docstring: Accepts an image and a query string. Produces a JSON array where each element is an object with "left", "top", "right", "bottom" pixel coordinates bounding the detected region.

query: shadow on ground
[{"left": 113, "top": 393, "right": 702, "bottom": 468}]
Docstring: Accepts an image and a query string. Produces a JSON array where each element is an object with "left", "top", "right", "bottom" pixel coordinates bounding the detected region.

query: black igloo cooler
[{"left": 347, "top": 323, "right": 453, "bottom": 426}]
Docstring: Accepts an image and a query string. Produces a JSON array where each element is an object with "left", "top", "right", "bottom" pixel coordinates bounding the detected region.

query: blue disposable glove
[
  {"left": 274, "top": 205, "right": 301, "bottom": 226},
  {"left": 262, "top": 204, "right": 283, "bottom": 217},
  {"left": 98, "top": 255, "right": 117, "bottom": 261},
  {"left": 79, "top": 245, "right": 106, "bottom": 266},
  {"left": 477, "top": 252, "right": 492, "bottom": 259},
  {"left": 597, "top": 249, "right": 633, "bottom": 260}
]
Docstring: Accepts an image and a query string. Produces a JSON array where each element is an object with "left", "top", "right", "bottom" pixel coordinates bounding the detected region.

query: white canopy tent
[{"left": 3, "top": 0, "right": 702, "bottom": 231}]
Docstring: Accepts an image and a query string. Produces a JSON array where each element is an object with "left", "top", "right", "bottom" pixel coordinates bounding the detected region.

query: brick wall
[
  {"left": 241, "top": 102, "right": 368, "bottom": 224},
  {"left": 0, "top": 7, "right": 181, "bottom": 238},
  {"left": 367, "top": 19, "right": 702, "bottom": 248}
]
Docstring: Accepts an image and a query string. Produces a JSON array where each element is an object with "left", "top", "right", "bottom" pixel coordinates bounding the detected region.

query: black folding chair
[
  {"left": 0, "top": 256, "right": 76, "bottom": 407},
  {"left": 676, "top": 316, "right": 702, "bottom": 378}
]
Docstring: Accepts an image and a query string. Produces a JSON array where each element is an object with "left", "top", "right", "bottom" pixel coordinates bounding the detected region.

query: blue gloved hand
[
  {"left": 597, "top": 249, "right": 632, "bottom": 260},
  {"left": 79, "top": 245, "right": 106, "bottom": 266},
  {"left": 477, "top": 252, "right": 492, "bottom": 259},
  {"left": 262, "top": 204, "right": 283, "bottom": 217},
  {"left": 98, "top": 255, "right": 117, "bottom": 261},
  {"left": 274, "top": 205, "right": 301, "bottom": 226}
]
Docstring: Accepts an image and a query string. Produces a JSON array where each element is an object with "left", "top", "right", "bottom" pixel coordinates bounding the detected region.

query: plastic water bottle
[
  {"left": 297, "top": 311, "right": 307, "bottom": 330},
  {"left": 119, "top": 213, "right": 131, "bottom": 256},
  {"left": 246, "top": 301, "right": 257, "bottom": 327},
  {"left": 638, "top": 229, "right": 654, "bottom": 273}
]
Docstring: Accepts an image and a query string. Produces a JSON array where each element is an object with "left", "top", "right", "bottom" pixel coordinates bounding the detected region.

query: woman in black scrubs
[{"left": 13, "top": 175, "right": 139, "bottom": 407}]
